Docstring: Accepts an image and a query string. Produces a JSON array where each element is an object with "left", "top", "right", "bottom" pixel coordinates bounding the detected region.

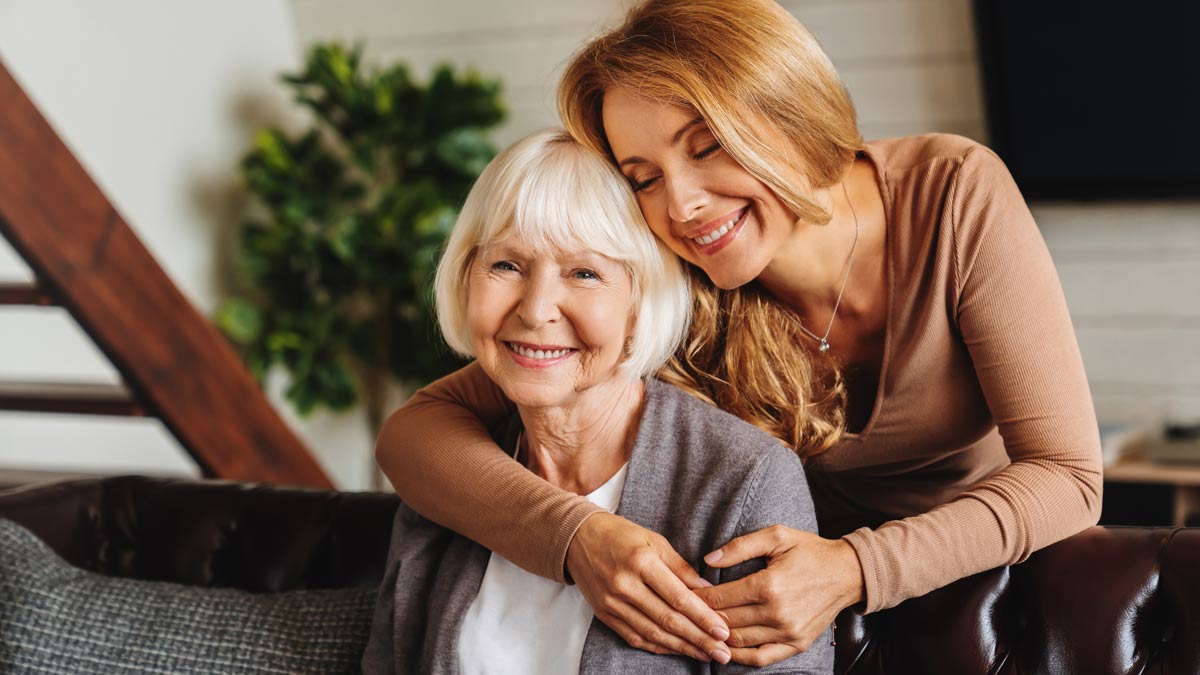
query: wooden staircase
[{"left": 0, "top": 59, "right": 332, "bottom": 488}]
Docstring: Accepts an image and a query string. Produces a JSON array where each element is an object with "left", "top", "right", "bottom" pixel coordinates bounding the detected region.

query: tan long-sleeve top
[{"left": 375, "top": 133, "right": 1104, "bottom": 613}]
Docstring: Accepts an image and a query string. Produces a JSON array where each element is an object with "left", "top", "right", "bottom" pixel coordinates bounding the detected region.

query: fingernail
[
  {"left": 710, "top": 626, "right": 730, "bottom": 641},
  {"left": 698, "top": 578, "right": 713, "bottom": 588},
  {"left": 704, "top": 550, "right": 723, "bottom": 564},
  {"left": 711, "top": 648, "right": 731, "bottom": 664}
]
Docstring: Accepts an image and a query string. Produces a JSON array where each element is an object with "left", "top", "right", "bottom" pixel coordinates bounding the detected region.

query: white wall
[
  {"left": 0, "top": 1, "right": 379, "bottom": 489},
  {"left": 290, "top": 0, "right": 1200, "bottom": 429}
]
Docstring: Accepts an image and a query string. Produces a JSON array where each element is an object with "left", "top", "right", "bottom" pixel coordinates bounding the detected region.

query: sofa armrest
[{"left": 833, "top": 525, "right": 1200, "bottom": 674}]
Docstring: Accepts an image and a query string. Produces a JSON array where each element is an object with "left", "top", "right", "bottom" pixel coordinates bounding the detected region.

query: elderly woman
[{"left": 362, "top": 128, "right": 832, "bottom": 673}]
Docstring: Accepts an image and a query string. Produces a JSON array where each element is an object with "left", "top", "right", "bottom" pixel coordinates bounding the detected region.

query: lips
[
  {"left": 686, "top": 206, "right": 748, "bottom": 254},
  {"left": 504, "top": 341, "right": 578, "bottom": 368}
]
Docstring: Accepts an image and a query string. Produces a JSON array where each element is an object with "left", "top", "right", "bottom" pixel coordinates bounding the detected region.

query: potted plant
[{"left": 217, "top": 43, "right": 505, "bottom": 482}]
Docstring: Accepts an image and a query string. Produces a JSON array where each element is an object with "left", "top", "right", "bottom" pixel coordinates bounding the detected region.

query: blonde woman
[
  {"left": 363, "top": 128, "right": 832, "bottom": 673},
  {"left": 376, "top": 0, "right": 1102, "bottom": 667}
]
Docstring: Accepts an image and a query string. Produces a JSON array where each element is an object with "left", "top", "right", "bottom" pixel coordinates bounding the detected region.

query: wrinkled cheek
[
  {"left": 576, "top": 343, "right": 619, "bottom": 383},
  {"left": 574, "top": 347, "right": 601, "bottom": 376}
]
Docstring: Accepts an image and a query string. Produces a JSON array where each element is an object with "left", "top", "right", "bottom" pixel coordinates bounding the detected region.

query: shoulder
[
  {"left": 869, "top": 133, "right": 1017, "bottom": 204},
  {"left": 868, "top": 134, "right": 1022, "bottom": 252},
  {"left": 867, "top": 132, "right": 995, "bottom": 176},
  {"left": 390, "top": 502, "right": 459, "bottom": 554},
  {"left": 621, "top": 380, "right": 815, "bottom": 550},
  {"left": 639, "top": 379, "right": 804, "bottom": 485}
]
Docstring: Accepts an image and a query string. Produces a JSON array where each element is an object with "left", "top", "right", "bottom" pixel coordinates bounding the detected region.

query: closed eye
[
  {"left": 693, "top": 142, "right": 721, "bottom": 160},
  {"left": 631, "top": 176, "right": 660, "bottom": 193}
]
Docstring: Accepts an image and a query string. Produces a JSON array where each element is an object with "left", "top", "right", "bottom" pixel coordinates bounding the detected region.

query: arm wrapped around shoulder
[{"left": 375, "top": 362, "right": 602, "bottom": 583}]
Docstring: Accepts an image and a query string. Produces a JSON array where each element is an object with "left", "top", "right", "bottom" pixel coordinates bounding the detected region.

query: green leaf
[
  {"left": 326, "top": 216, "right": 359, "bottom": 261},
  {"left": 215, "top": 298, "right": 263, "bottom": 345},
  {"left": 413, "top": 205, "right": 457, "bottom": 238},
  {"left": 253, "top": 130, "right": 292, "bottom": 171},
  {"left": 284, "top": 355, "right": 358, "bottom": 415},
  {"left": 267, "top": 331, "right": 306, "bottom": 356},
  {"left": 373, "top": 81, "right": 394, "bottom": 115},
  {"left": 434, "top": 127, "right": 495, "bottom": 175}
]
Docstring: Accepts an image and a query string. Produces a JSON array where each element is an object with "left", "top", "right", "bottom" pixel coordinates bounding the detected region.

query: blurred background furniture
[
  {"left": 0, "top": 61, "right": 332, "bottom": 490},
  {"left": 1, "top": 475, "right": 1195, "bottom": 674}
]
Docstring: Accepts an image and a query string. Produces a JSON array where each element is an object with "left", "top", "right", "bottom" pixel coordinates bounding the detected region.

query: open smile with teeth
[
  {"left": 690, "top": 208, "right": 746, "bottom": 246},
  {"left": 506, "top": 342, "right": 576, "bottom": 361}
]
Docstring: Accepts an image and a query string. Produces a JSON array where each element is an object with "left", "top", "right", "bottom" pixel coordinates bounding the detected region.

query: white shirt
[{"left": 457, "top": 463, "right": 629, "bottom": 674}]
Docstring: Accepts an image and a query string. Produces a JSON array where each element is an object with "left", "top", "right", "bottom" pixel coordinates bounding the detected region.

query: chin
[
  {"left": 701, "top": 261, "right": 762, "bottom": 291},
  {"left": 502, "top": 384, "right": 570, "bottom": 410}
]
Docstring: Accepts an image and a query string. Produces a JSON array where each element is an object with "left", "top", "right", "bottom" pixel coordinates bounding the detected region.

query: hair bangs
[{"left": 493, "top": 143, "right": 646, "bottom": 271}]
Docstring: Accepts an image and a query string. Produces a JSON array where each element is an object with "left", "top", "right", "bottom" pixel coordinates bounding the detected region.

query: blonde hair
[
  {"left": 558, "top": 0, "right": 861, "bottom": 457},
  {"left": 434, "top": 128, "right": 691, "bottom": 380}
]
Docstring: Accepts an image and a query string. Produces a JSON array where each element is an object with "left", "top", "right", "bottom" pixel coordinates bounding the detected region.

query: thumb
[
  {"left": 662, "top": 548, "right": 712, "bottom": 589},
  {"left": 704, "top": 526, "right": 792, "bottom": 569}
]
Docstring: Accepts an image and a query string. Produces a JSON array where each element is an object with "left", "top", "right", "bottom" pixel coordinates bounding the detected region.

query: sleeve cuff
[
  {"left": 549, "top": 501, "right": 605, "bottom": 584},
  {"left": 842, "top": 527, "right": 886, "bottom": 614}
]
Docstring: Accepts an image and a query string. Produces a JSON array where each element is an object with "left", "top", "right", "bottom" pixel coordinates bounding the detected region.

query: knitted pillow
[{"left": 0, "top": 519, "right": 375, "bottom": 674}]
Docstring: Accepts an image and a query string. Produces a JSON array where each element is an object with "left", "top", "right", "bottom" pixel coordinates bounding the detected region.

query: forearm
[
  {"left": 376, "top": 364, "right": 602, "bottom": 582},
  {"left": 843, "top": 450, "right": 1102, "bottom": 613}
]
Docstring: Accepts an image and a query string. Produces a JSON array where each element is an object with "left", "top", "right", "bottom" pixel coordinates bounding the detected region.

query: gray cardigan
[{"left": 363, "top": 377, "right": 834, "bottom": 674}]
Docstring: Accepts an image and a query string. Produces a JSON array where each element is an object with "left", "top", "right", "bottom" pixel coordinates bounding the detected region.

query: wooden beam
[
  {"left": 0, "top": 380, "right": 145, "bottom": 416},
  {"left": 0, "top": 58, "right": 332, "bottom": 489}
]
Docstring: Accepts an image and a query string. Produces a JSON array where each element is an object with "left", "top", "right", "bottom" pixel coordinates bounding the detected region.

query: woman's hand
[
  {"left": 567, "top": 512, "right": 734, "bottom": 664},
  {"left": 695, "top": 526, "right": 865, "bottom": 667}
]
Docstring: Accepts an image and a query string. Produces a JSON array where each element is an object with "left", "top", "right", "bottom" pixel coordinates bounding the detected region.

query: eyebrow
[{"left": 616, "top": 116, "right": 706, "bottom": 168}]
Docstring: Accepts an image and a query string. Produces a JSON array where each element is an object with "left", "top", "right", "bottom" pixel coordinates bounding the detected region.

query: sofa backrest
[
  {"left": 0, "top": 475, "right": 398, "bottom": 592},
  {"left": 2, "top": 476, "right": 1198, "bottom": 674}
]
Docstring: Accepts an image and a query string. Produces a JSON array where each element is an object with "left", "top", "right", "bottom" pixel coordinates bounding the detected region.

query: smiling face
[
  {"left": 602, "top": 87, "right": 802, "bottom": 290},
  {"left": 466, "top": 236, "right": 636, "bottom": 410}
]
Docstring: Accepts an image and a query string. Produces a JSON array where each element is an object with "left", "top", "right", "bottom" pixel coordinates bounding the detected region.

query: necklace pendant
[{"left": 819, "top": 338, "right": 831, "bottom": 353}]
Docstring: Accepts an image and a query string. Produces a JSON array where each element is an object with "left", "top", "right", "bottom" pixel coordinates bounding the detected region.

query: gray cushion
[{"left": 0, "top": 518, "right": 375, "bottom": 674}]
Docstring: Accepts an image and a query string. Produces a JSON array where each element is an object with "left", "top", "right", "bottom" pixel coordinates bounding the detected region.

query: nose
[
  {"left": 516, "top": 271, "right": 563, "bottom": 327},
  {"left": 665, "top": 168, "right": 709, "bottom": 224}
]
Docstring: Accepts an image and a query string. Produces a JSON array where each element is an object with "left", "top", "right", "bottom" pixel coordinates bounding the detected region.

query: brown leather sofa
[{"left": 1, "top": 475, "right": 1195, "bottom": 674}]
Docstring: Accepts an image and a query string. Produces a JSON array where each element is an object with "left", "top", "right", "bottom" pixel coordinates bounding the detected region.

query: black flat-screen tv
[{"left": 973, "top": 1, "right": 1200, "bottom": 200}]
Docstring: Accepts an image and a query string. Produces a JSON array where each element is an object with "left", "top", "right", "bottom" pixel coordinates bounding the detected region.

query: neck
[
  {"left": 516, "top": 375, "right": 644, "bottom": 495},
  {"left": 758, "top": 164, "right": 864, "bottom": 319}
]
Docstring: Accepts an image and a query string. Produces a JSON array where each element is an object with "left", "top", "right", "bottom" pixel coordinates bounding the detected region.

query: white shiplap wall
[
  {"left": 290, "top": 0, "right": 1200, "bottom": 428},
  {"left": 289, "top": 0, "right": 628, "bottom": 146},
  {"left": 1037, "top": 205, "right": 1200, "bottom": 424}
]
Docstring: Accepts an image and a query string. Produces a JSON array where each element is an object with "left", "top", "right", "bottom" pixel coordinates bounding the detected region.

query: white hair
[{"left": 434, "top": 127, "right": 690, "bottom": 379}]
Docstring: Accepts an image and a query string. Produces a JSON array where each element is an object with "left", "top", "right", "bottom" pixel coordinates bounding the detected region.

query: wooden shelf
[
  {"left": 0, "top": 380, "right": 145, "bottom": 416},
  {"left": 0, "top": 282, "right": 55, "bottom": 306},
  {"left": 1105, "top": 460, "right": 1200, "bottom": 487}
]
